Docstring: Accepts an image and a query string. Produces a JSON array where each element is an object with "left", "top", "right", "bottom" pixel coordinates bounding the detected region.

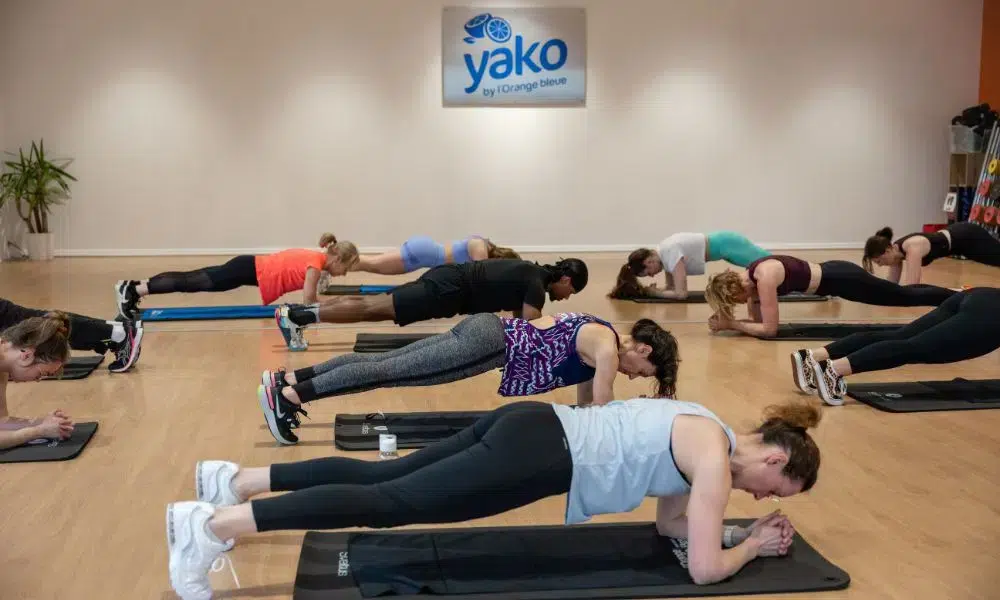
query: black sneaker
[
  {"left": 257, "top": 384, "right": 308, "bottom": 445},
  {"left": 261, "top": 368, "right": 287, "bottom": 390},
  {"left": 114, "top": 280, "right": 141, "bottom": 320},
  {"left": 790, "top": 349, "right": 818, "bottom": 395},
  {"left": 108, "top": 320, "right": 144, "bottom": 373},
  {"left": 810, "top": 360, "right": 846, "bottom": 406}
]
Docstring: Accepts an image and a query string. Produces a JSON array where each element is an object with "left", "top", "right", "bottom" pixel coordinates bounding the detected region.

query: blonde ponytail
[{"left": 705, "top": 271, "right": 743, "bottom": 320}]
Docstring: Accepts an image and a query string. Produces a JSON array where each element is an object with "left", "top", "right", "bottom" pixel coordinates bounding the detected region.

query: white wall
[{"left": 0, "top": 0, "right": 984, "bottom": 255}]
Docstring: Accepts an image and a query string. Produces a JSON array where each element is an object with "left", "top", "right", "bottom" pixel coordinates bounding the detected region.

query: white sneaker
[
  {"left": 195, "top": 461, "right": 240, "bottom": 551},
  {"left": 196, "top": 461, "right": 242, "bottom": 507},
  {"left": 166, "top": 501, "right": 228, "bottom": 600}
]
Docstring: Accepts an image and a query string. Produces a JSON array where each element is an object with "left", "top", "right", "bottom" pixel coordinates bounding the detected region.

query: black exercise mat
[
  {"left": 631, "top": 291, "right": 829, "bottom": 304},
  {"left": 293, "top": 520, "right": 849, "bottom": 600},
  {"left": 334, "top": 411, "right": 488, "bottom": 450},
  {"left": 353, "top": 332, "right": 437, "bottom": 353},
  {"left": 0, "top": 421, "right": 99, "bottom": 463},
  {"left": 847, "top": 378, "right": 1000, "bottom": 413},
  {"left": 765, "top": 323, "right": 902, "bottom": 341},
  {"left": 41, "top": 355, "right": 105, "bottom": 381}
]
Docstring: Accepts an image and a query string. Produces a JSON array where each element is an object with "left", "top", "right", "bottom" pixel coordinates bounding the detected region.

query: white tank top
[
  {"left": 657, "top": 232, "right": 707, "bottom": 275},
  {"left": 550, "top": 398, "right": 737, "bottom": 525}
]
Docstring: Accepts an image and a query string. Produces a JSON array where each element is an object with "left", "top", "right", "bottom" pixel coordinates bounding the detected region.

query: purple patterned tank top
[{"left": 498, "top": 312, "right": 619, "bottom": 397}]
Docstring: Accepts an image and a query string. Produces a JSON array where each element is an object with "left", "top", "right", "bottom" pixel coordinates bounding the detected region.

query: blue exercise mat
[
  {"left": 321, "top": 284, "right": 396, "bottom": 296},
  {"left": 140, "top": 305, "right": 276, "bottom": 321}
]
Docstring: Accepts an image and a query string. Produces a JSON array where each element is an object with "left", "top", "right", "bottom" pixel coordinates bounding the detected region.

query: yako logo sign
[{"left": 460, "top": 12, "right": 569, "bottom": 95}]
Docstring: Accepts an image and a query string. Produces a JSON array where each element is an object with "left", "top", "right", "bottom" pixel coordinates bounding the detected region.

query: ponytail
[
  {"left": 627, "top": 248, "right": 655, "bottom": 276},
  {"left": 862, "top": 226, "right": 894, "bottom": 273},
  {"left": 705, "top": 270, "right": 743, "bottom": 320},
  {"left": 754, "top": 401, "right": 822, "bottom": 491},
  {"left": 542, "top": 258, "right": 588, "bottom": 292},
  {"left": 608, "top": 264, "right": 648, "bottom": 299},
  {"left": 486, "top": 241, "right": 521, "bottom": 260},
  {"left": 0, "top": 312, "right": 72, "bottom": 364},
  {"left": 319, "top": 233, "right": 359, "bottom": 266},
  {"left": 630, "top": 318, "right": 680, "bottom": 397}
]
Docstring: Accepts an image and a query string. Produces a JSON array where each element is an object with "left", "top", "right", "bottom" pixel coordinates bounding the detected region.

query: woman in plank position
[
  {"left": 258, "top": 314, "right": 680, "bottom": 445},
  {"left": 167, "top": 398, "right": 820, "bottom": 599},
  {"left": 790, "top": 286, "right": 1000, "bottom": 405},
  {"left": 351, "top": 234, "right": 520, "bottom": 275},
  {"left": 276, "top": 258, "right": 588, "bottom": 350},
  {"left": 862, "top": 223, "right": 1000, "bottom": 285},
  {"left": 704, "top": 255, "right": 957, "bottom": 338},
  {"left": 0, "top": 297, "right": 142, "bottom": 373},
  {"left": 0, "top": 313, "right": 75, "bottom": 450},
  {"left": 610, "top": 231, "right": 770, "bottom": 300},
  {"left": 114, "top": 233, "right": 358, "bottom": 319}
]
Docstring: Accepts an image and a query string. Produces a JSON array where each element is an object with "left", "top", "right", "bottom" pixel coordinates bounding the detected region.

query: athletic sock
[
  {"left": 109, "top": 323, "right": 127, "bottom": 343},
  {"left": 293, "top": 366, "right": 316, "bottom": 383},
  {"left": 288, "top": 304, "right": 320, "bottom": 326}
]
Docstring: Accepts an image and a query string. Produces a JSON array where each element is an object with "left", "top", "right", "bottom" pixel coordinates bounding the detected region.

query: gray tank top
[{"left": 550, "top": 398, "right": 737, "bottom": 524}]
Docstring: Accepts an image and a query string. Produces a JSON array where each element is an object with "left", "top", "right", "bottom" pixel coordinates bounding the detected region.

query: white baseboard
[{"left": 54, "top": 242, "right": 863, "bottom": 257}]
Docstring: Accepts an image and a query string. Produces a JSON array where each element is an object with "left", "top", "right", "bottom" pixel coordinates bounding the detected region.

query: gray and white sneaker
[
  {"left": 165, "top": 501, "right": 228, "bottom": 600},
  {"left": 790, "top": 349, "right": 818, "bottom": 395},
  {"left": 196, "top": 461, "right": 242, "bottom": 507},
  {"left": 810, "top": 360, "right": 846, "bottom": 406}
]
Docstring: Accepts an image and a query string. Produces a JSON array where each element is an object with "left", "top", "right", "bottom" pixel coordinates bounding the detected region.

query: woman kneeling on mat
[
  {"left": 862, "top": 223, "right": 1000, "bottom": 285},
  {"left": 167, "top": 398, "right": 820, "bottom": 598},
  {"left": 704, "top": 255, "right": 957, "bottom": 338},
  {"left": 0, "top": 313, "right": 76, "bottom": 450},
  {"left": 610, "top": 231, "right": 770, "bottom": 300},
  {"left": 790, "top": 287, "right": 1000, "bottom": 405},
  {"left": 258, "top": 314, "right": 679, "bottom": 445},
  {"left": 114, "top": 233, "right": 359, "bottom": 319},
  {"left": 352, "top": 234, "right": 520, "bottom": 275}
]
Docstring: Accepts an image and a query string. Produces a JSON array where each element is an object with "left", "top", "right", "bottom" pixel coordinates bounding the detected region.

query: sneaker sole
[
  {"left": 809, "top": 362, "right": 844, "bottom": 406},
  {"left": 257, "top": 385, "right": 296, "bottom": 445},
  {"left": 109, "top": 325, "right": 144, "bottom": 373},
  {"left": 195, "top": 462, "right": 206, "bottom": 503},
  {"left": 165, "top": 503, "right": 184, "bottom": 599},
  {"left": 790, "top": 352, "right": 815, "bottom": 395},
  {"left": 274, "top": 308, "right": 292, "bottom": 346},
  {"left": 114, "top": 281, "right": 128, "bottom": 320}
]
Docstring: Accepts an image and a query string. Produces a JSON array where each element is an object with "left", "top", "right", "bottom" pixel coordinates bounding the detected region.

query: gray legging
[{"left": 292, "top": 313, "right": 507, "bottom": 402}]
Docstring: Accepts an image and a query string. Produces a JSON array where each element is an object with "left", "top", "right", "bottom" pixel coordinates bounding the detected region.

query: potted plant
[{"left": 0, "top": 139, "right": 76, "bottom": 260}]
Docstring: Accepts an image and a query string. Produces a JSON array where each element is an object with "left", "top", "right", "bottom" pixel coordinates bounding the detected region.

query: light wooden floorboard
[{"left": 0, "top": 250, "right": 997, "bottom": 599}]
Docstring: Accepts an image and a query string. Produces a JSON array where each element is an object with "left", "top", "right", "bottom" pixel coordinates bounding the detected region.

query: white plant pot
[{"left": 25, "top": 233, "right": 54, "bottom": 260}]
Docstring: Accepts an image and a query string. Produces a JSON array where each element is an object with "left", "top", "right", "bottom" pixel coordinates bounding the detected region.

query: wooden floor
[{"left": 1, "top": 250, "right": 998, "bottom": 600}]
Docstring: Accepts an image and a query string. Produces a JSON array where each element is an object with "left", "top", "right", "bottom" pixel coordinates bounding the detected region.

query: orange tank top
[{"left": 255, "top": 249, "right": 326, "bottom": 305}]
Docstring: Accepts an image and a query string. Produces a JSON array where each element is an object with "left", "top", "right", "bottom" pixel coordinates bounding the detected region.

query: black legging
[
  {"left": 947, "top": 222, "right": 1000, "bottom": 267},
  {"left": 0, "top": 298, "right": 114, "bottom": 354},
  {"left": 146, "top": 255, "right": 257, "bottom": 294},
  {"left": 251, "top": 401, "right": 571, "bottom": 532},
  {"left": 815, "top": 261, "right": 955, "bottom": 306},
  {"left": 825, "top": 287, "right": 1000, "bottom": 373}
]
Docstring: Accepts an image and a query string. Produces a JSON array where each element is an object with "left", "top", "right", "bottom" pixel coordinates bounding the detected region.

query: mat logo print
[
  {"left": 670, "top": 538, "right": 689, "bottom": 569},
  {"left": 337, "top": 551, "right": 350, "bottom": 576},
  {"left": 460, "top": 12, "right": 569, "bottom": 96}
]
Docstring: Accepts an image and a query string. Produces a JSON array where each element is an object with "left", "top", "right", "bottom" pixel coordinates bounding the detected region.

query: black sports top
[
  {"left": 747, "top": 255, "right": 812, "bottom": 295},
  {"left": 894, "top": 231, "right": 950, "bottom": 266}
]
